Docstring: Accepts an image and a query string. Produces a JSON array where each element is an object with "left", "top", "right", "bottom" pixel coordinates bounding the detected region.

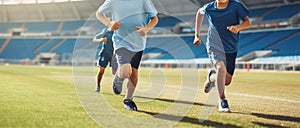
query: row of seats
[
  {"left": 145, "top": 28, "right": 300, "bottom": 60},
  {"left": 1, "top": 3, "right": 298, "bottom": 34},
  {"left": 249, "top": 3, "right": 300, "bottom": 22},
  {"left": 0, "top": 28, "right": 299, "bottom": 60},
  {"left": 0, "top": 38, "right": 93, "bottom": 60},
  {"left": 0, "top": 20, "right": 87, "bottom": 33}
]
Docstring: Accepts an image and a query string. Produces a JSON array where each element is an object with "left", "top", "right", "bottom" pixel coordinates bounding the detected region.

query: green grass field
[{"left": 1, "top": 65, "right": 300, "bottom": 128}]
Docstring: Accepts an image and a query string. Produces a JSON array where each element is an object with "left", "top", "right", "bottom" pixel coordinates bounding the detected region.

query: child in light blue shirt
[{"left": 97, "top": 0, "right": 158, "bottom": 111}]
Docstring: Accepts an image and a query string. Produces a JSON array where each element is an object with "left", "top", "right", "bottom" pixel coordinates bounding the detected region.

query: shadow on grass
[
  {"left": 251, "top": 113, "right": 300, "bottom": 122},
  {"left": 139, "top": 110, "right": 241, "bottom": 128},
  {"left": 252, "top": 122, "right": 288, "bottom": 128},
  {"left": 135, "top": 95, "right": 214, "bottom": 107}
]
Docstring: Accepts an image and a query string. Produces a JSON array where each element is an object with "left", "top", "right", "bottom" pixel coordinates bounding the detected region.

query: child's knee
[
  {"left": 225, "top": 79, "right": 232, "bottom": 86},
  {"left": 225, "top": 73, "right": 233, "bottom": 86},
  {"left": 118, "top": 64, "right": 132, "bottom": 78},
  {"left": 216, "top": 61, "right": 226, "bottom": 74}
]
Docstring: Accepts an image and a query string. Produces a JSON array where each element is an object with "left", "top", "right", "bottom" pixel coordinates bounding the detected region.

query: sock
[{"left": 209, "top": 73, "right": 216, "bottom": 82}]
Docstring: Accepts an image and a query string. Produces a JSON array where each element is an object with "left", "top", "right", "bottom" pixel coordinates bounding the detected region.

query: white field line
[{"left": 136, "top": 81, "right": 300, "bottom": 104}]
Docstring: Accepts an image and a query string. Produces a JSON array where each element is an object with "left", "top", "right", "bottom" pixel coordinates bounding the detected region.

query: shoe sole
[
  {"left": 124, "top": 105, "right": 138, "bottom": 111},
  {"left": 218, "top": 109, "right": 231, "bottom": 113}
]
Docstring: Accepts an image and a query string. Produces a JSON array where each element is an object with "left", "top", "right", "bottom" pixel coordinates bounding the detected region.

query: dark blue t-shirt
[
  {"left": 201, "top": 0, "right": 249, "bottom": 53},
  {"left": 97, "top": 28, "right": 114, "bottom": 57}
]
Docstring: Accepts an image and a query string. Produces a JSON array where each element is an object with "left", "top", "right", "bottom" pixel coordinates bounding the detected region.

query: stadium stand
[
  {"left": 0, "top": 0, "right": 299, "bottom": 70},
  {"left": 0, "top": 38, "right": 48, "bottom": 59},
  {"left": 0, "top": 22, "right": 22, "bottom": 33},
  {"left": 0, "top": 39, "right": 6, "bottom": 47},
  {"left": 269, "top": 32, "right": 300, "bottom": 56},
  {"left": 249, "top": 7, "right": 276, "bottom": 18},
  {"left": 238, "top": 29, "right": 299, "bottom": 57},
  {"left": 25, "top": 21, "right": 60, "bottom": 32},
  {"left": 262, "top": 3, "right": 300, "bottom": 22},
  {"left": 60, "top": 21, "right": 85, "bottom": 32}
]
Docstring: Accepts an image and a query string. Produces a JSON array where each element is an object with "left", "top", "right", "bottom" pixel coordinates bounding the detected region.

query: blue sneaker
[
  {"left": 123, "top": 99, "right": 138, "bottom": 111},
  {"left": 95, "top": 86, "right": 100, "bottom": 93},
  {"left": 219, "top": 99, "right": 231, "bottom": 112},
  {"left": 204, "top": 69, "right": 216, "bottom": 93},
  {"left": 112, "top": 75, "right": 124, "bottom": 95}
]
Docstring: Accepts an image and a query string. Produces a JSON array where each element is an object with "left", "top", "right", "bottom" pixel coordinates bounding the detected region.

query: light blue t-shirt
[
  {"left": 97, "top": 0, "right": 158, "bottom": 52},
  {"left": 200, "top": 0, "right": 249, "bottom": 53}
]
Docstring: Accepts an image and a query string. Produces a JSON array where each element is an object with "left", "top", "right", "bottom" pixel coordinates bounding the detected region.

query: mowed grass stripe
[
  {"left": 1, "top": 65, "right": 300, "bottom": 128},
  {"left": 0, "top": 65, "right": 99, "bottom": 128}
]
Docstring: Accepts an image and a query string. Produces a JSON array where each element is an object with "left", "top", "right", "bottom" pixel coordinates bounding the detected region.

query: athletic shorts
[
  {"left": 114, "top": 48, "right": 143, "bottom": 69},
  {"left": 97, "top": 52, "right": 113, "bottom": 68},
  {"left": 207, "top": 47, "right": 237, "bottom": 75},
  {"left": 225, "top": 52, "right": 237, "bottom": 76}
]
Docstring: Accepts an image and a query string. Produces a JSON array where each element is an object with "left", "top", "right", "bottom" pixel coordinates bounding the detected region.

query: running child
[
  {"left": 96, "top": 0, "right": 158, "bottom": 111},
  {"left": 194, "top": 0, "right": 251, "bottom": 112}
]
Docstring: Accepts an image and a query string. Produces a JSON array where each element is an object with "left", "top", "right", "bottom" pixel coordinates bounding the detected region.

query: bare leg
[
  {"left": 125, "top": 68, "right": 138, "bottom": 100},
  {"left": 96, "top": 67, "right": 106, "bottom": 87},
  {"left": 215, "top": 61, "right": 226, "bottom": 99},
  {"left": 118, "top": 63, "right": 132, "bottom": 79},
  {"left": 225, "top": 73, "right": 233, "bottom": 86}
]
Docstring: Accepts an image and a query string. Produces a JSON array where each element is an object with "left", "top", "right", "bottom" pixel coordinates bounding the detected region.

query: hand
[
  {"left": 136, "top": 26, "right": 147, "bottom": 36},
  {"left": 193, "top": 36, "right": 202, "bottom": 46},
  {"left": 108, "top": 21, "right": 121, "bottom": 31},
  {"left": 227, "top": 25, "right": 240, "bottom": 34},
  {"left": 93, "top": 37, "right": 107, "bottom": 43}
]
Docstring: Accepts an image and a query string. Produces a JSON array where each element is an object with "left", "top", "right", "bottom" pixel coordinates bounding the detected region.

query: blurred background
[{"left": 0, "top": 0, "right": 300, "bottom": 71}]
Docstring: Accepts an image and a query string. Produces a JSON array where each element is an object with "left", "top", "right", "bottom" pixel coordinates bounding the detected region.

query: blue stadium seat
[
  {"left": 0, "top": 38, "right": 48, "bottom": 59},
  {"left": 0, "top": 23, "right": 22, "bottom": 33},
  {"left": 35, "top": 39, "right": 62, "bottom": 53},
  {"left": 0, "top": 39, "right": 6, "bottom": 47},
  {"left": 25, "top": 22, "right": 59, "bottom": 32},
  {"left": 262, "top": 3, "right": 300, "bottom": 22},
  {"left": 61, "top": 21, "right": 85, "bottom": 32},
  {"left": 238, "top": 29, "right": 297, "bottom": 57},
  {"left": 269, "top": 33, "right": 300, "bottom": 56},
  {"left": 249, "top": 7, "right": 275, "bottom": 18}
]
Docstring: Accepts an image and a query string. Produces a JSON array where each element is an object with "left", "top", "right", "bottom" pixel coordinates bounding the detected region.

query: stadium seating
[
  {"left": 145, "top": 36, "right": 208, "bottom": 59},
  {"left": 238, "top": 29, "right": 298, "bottom": 57},
  {"left": 25, "top": 21, "right": 60, "bottom": 32},
  {"left": 1, "top": 3, "right": 300, "bottom": 63},
  {"left": 249, "top": 7, "right": 275, "bottom": 18},
  {"left": 0, "top": 38, "right": 48, "bottom": 59},
  {"left": 0, "top": 39, "right": 6, "bottom": 47},
  {"left": 269, "top": 33, "right": 300, "bottom": 56},
  {"left": 0, "top": 22, "right": 22, "bottom": 33},
  {"left": 61, "top": 21, "right": 85, "bottom": 32},
  {"left": 262, "top": 3, "right": 300, "bottom": 22},
  {"left": 1, "top": 27, "right": 299, "bottom": 61}
]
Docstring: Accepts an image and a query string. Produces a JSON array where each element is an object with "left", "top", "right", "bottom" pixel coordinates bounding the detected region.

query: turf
[{"left": 0, "top": 65, "right": 300, "bottom": 128}]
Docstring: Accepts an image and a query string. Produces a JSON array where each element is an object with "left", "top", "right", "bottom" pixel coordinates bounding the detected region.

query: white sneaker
[
  {"left": 204, "top": 69, "right": 216, "bottom": 93},
  {"left": 219, "top": 99, "right": 231, "bottom": 113}
]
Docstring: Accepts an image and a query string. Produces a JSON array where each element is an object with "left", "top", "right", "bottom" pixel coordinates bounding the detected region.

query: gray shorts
[
  {"left": 206, "top": 45, "right": 226, "bottom": 65},
  {"left": 206, "top": 45, "right": 237, "bottom": 75},
  {"left": 111, "top": 48, "right": 143, "bottom": 71}
]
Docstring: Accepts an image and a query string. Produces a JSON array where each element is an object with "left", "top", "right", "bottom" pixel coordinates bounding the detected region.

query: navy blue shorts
[
  {"left": 114, "top": 48, "right": 143, "bottom": 69},
  {"left": 97, "top": 52, "right": 113, "bottom": 68},
  {"left": 225, "top": 52, "right": 237, "bottom": 76}
]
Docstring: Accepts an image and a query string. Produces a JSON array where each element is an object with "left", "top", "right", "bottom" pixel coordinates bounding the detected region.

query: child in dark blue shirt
[
  {"left": 194, "top": 0, "right": 251, "bottom": 112},
  {"left": 93, "top": 28, "right": 115, "bottom": 93}
]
